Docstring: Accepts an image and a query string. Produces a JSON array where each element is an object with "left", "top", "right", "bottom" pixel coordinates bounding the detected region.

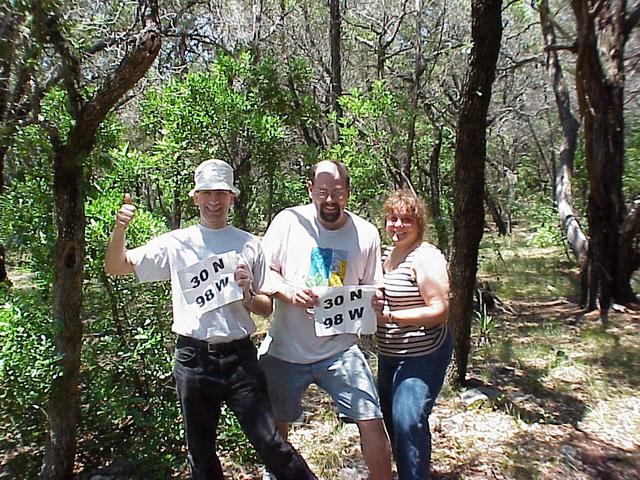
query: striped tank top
[{"left": 376, "top": 243, "right": 448, "bottom": 357}]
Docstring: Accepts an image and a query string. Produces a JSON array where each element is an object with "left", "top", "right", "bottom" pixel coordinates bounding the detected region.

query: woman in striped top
[{"left": 376, "top": 189, "right": 453, "bottom": 480}]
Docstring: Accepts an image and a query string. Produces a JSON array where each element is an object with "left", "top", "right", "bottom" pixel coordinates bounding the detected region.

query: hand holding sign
[
  {"left": 372, "top": 287, "right": 385, "bottom": 314},
  {"left": 314, "top": 286, "right": 377, "bottom": 336},
  {"left": 234, "top": 262, "right": 253, "bottom": 293},
  {"left": 178, "top": 252, "right": 243, "bottom": 315},
  {"left": 291, "top": 287, "right": 319, "bottom": 308}
]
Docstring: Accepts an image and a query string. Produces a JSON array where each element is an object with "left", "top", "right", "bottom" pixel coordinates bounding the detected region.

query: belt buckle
[{"left": 207, "top": 342, "right": 219, "bottom": 353}]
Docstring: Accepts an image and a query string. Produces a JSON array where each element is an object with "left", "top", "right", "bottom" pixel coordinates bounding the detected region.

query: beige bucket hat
[{"left": 188, "top": 159, "right": 240, "bottom": 197}]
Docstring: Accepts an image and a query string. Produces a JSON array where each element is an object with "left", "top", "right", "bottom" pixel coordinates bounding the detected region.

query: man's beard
[{"left": 319, "top": 203, "right": 342, "bottom": 224}]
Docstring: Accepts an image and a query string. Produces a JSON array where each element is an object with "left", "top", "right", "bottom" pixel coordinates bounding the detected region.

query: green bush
[{"left": 0, "top": 292, "right": 60, "bottom": 451}]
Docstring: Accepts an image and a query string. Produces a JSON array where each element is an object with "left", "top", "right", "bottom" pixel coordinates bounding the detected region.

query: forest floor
[
  {"left": 218, "top": 235, "right": 640, "bottom": 479},
  {"left": 3, "top": 235, "right": 640, "bottom": 479},
  {"left": 217, "top": 299, "right": 640, "bottom": 480}
]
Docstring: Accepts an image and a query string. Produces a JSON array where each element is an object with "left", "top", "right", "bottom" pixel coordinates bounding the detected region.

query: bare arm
[
  {"left": 244, "top": 292, "right": 273, "bottom": 317},
  {"left": 235, "top": 263, "right": 274, "bottom": 317},
  {"left": 380, "top": 246, "right": 449, "bottom": 328},
  {"left": 269, "top": 267, "right": 318, "bottom": 308},
  {"left": 104, "top": 194, "right": 136, "bottom": 276}
]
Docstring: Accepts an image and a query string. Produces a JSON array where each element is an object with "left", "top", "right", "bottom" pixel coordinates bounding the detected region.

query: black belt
[{"left": 176, "top": 335, "right": 254, "bottom": 354}]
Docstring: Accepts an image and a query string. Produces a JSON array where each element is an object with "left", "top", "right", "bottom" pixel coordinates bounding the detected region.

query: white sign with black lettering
[
  {"left": 178, "top": 252, "right": 242, "bottom": 315},
  {"left": 314, "top": 286, "right": 377, "bottom": 336}
]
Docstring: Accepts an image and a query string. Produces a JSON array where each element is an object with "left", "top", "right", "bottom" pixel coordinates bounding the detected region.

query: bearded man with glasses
[{"left": 258, "top": 160, "right": 393, "bottom": 480}]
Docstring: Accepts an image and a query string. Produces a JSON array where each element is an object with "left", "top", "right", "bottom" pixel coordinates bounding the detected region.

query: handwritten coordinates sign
[
  {"left": 314, "top": 286, "right": 376, "bottom": 337},
  {"left": 178, "top": 252, "right": 243, "bottom": 314}
]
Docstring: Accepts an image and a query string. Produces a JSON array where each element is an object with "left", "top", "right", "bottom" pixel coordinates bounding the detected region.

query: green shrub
[{"left": 0, "top": 291, "right": 60, "bottom": 456}]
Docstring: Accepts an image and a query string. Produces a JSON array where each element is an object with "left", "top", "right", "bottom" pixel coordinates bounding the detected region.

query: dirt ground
[
  {"left": 220, "top": 300, "right": 640, "bottom": 480},
  {"left": 3, "top": 300, "right": 638, "bottom": 480}
]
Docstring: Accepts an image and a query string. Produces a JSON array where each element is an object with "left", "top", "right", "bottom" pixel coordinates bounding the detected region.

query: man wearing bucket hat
[{"left": 105, "top": 159, "right": 316, "bottom": 480}]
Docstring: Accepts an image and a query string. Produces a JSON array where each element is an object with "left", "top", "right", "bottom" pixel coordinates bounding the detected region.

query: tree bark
[
  {"left": 428, "top": 127, "right": 449, "bottom": 252},
  {"left": 37, "top": 1, "right": 161, "bottom": 477},
  {"left": 616, "top": 195, "right": 640, "bottom": 304},
  {"left": 0, "top": 8, "right": 22, "bottom": 284},
  {"left": 449, "top": 0, "right": 502, "bottom": 386},
  {"left": 484, "top": 189, "right": 508, "bottom": 235},
  {"left": 402, "top": 0, "right": 424, "bottom": 188},
  {"left": 42, "top": 145, "right": 86, "bottom": 479},
  {"left": 570, "top": 0, "right": 638, "bottom": 312},
  {"left": 0, "top": 245, "right": 7, "bottom": 285},
  {"left": 329, "top": 0, "right": 343, "bottom": 127},
  {"left": 233, "top": 152, "right": 252, "bottom": 231},
  {"left": 539, "top": 0, "right": 589, "bottom": 302}
]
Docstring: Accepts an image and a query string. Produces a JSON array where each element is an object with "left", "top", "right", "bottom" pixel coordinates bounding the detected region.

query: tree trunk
[
  {"left": 0, "top": 245, "right": 7, "bottom": 285},
  {"left": 449, "top": 0, "right": 502, "bottom": 387},
  {"left": 402, "top": 0, "right": 424, "bottom": 188},
  {"left": 287, "top": 73, "right": 324, "bottom": 149},
  {"left": 37, "top": 2, "right": 161, "bottom": 476},
  {"left": 39, "top": 147, "right": 85, "bottom": 480},
  {"left": 484, "top": 189, "right": 507, "bottom": 235},
  {"left": 234, "top": 153, "right": 252, "bottom": 231},
  {"left": 329, "top": 0, "right": 342, "bottom": 125},
  {"left": 0, "top": 146, "right": 7, "bottom": 284},
  {"left": 0, "top": 9, "right": 21, "bottom": 285},
  {"left": 539, "top": 0, "right": 588, "bottom": 302},
  {"left": 571, "top": 0, "right": 638, "bottom": 312},
  {"left": 428, "top": 127, "right": 449, "bottom": 252},
  {"left": 616, "top": 196, "right": 640, "bottom": 304}
]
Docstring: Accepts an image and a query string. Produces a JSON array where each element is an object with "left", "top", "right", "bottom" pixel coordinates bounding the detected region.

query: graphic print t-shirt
[
  {"left": 307, "top": 247, "right": 348, "bottom": 287},
  {"left": 259, "top": 204, "right": 382, "bottom": 363}
]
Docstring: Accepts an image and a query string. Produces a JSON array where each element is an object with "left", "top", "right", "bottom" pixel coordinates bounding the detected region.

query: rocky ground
[{"left": 217, "top": 300, "right": 640, "bottom": 480}]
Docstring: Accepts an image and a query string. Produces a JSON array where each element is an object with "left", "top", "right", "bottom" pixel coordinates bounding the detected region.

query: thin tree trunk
[
  {"left": 539, "top": 0, "right": 588, "bottom": 303},
  {"left": 234, "top": 153, "right": 252, "bottom": 231},
  {"left": 484, "top": 189, "right": 507, "bottom": 235},
  {"left": 287, "top": 73, "right": 323, "bottom": 148},
  {"left": 449, "top": 0, "right": 502, "bottom": 387},
  {"left": 329, "top": 0, "right": 342, "bottom": 130},
  {"left": 267, "top": 170, "right": 274, "bottom": 225},
  {"left": 616, "top": 196, "right": 640, "bottom": 304},
  {"left": 0, "top": 144, "right": 7, "bottom": 283},
  {"left": 0, "top": 245, "right": 7, "bottom": 285},
  {"left": 428, "top": 127, "right": 448, "bottom": 251},
  {"left": 403, "top": 0, "right": 424, "bottom": 187},
  {"left": 0, "top": 9, "right": 21, "bottom": 285},
  {"left": 170, "top": 168, "right": 182, "bottom": 230}
]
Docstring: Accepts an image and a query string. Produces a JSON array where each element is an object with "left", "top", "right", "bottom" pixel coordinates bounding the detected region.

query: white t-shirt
[
  {"left": 126, "top": 224, "right": 266, "bottom": 342},
  {"left": 259, "top": 204, "right": 382, "bottom": 363}
]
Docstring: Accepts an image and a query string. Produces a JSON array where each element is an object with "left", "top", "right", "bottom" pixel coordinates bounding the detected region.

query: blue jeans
[
  {"left": 173, "top": 336, "right": 316, "bottom": 480},
  {"left": 377, "top": 331, "right": 453, "bottom": 480}
]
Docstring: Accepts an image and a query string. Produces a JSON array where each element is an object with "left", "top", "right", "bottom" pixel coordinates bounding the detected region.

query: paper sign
[
  {"left": 314, "top": 286, "right": 377, "bottom": 336},
  {"left": 178, "top": 252, "right": 243, "bottom": 314}
]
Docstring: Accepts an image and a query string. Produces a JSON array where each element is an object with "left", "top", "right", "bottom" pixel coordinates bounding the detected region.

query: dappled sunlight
[
  {"left": 501, "top": 426, "right": 640, "bottom": 479},
  {"left": 579, "top": 396, "right": 640, "bottom": 451},
  {"left": 247, "top": 303, "right": 640, "bottom": 479},
  {"left": 478, "top": 231, "right": 581, "bottom": 301}
]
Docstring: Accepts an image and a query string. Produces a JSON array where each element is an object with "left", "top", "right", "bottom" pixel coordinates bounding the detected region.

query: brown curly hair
[{"left": 382, "top": 189, "right": 429, "bottom": 241}]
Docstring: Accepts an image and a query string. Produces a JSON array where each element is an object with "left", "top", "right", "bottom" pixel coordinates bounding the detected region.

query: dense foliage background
[{"left": 0, "top": 0, "right": 638, "bottom": 478}]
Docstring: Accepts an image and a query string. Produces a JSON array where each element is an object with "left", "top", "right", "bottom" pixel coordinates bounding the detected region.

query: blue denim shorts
[{"left": 259, "top": 344, "right": 382, "bottom": 423}]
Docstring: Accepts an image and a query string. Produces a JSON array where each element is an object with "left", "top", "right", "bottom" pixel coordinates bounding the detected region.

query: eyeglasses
[
  {"left": 314, "top": 188, "right": 348, "bottom": 201},
  {"left": 386, "top": 216, "right": 415, "bottom": 226}
]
